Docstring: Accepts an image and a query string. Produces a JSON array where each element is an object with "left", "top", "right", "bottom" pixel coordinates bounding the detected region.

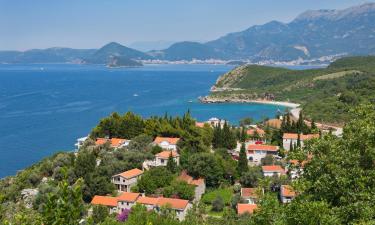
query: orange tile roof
[
  {"left": 116, "top": 168, "right": 143, "bottom": 179},
  {"left": 95, "top": 138, "right": 127, "bottom": 148},
  {"left": 247, "top": 128, "right": 265, "bottom": 136},
  {"left": 265, "top": 119, "right": 282, "bottom": 129},
  {"left": 281, "top": 185, "right": 296, "bottom": 197},
  {"left": 195, "top": 122, "right": 206, "bottom": 128},
  {"left": 237, "top": 204, "right": 257, "bottom": 215},
  {"left": 177, "top": 170, "right": 205, "bottom": 186},
  {"left": 154, "top": 137, "right": 180, "bottom": 145},
  {"left": 117, "top": 192, "right": 141, "bottom": 202},
  {"left": 262, "top": 165, "right": 284, "bottom": 172},
  {"left": 156, "top": 150, "right": 179, "bottom": 159},
  {"left": 283, "top": 133, "right": 319, "bottom": 140},
  {"left": 241, "top": 188, "right": 258, "bottom": 198},
  {"left": 91, "top": 195, "right": 118, "bottom": 207},
  {"left": 156, "top": 197, "right": 189, "bottom": 210},
  {"left": 136, "top": 196, "right": 159, "bottom": 205},
  {"left": 247, "top": 144, "right": 278, "bottom": 151}
]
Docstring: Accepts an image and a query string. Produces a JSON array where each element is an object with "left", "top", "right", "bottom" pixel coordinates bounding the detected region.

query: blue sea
[{"left": 0, "top": 63, "right": 296, "bottom": 178}]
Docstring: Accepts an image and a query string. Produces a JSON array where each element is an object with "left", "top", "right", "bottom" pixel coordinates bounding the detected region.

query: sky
[{"left": 0, "top": 0, "right": 372, "bottom": 51}]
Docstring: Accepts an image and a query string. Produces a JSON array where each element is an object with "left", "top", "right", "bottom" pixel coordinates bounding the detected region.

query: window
[{"left": 161, "top": 159, "right": 164, "bottom": 163}]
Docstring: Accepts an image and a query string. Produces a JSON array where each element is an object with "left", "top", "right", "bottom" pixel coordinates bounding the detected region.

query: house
[
  {"left": 91, "top": 195, "right": 119, "bottom": 214},
  {"left": 153, "top": 137, "right": 180, "bottom": 150},
  {"left": 136, "top": 197, "right": 192, "bottom": 221},
  {"left": 287, "top": 160, "right": 306, "bottom": 180},
  {"left": 262, "top": 165, "right": 285, "bottom": 177},
  {"left": 282, "top": 133, "right": 319, "bottom": 150},
  {"left": 95, "top": 138, "right": 130, "bottom": 148},
  {"left": 75, "top": 136, "right": 87, "bottom": 150},
  {"left": 143, "top": 150, "right": 180, "bottom": 169},
  {"left": 112, "top": 168, "right": 143, "bottom": 192},
  {"left": 240, "top": 188, "right": 259, "bottom": 204},
  {"left": 195, "top": 122, "right": 206, "bottom": 128},
  {"left": 207, "top": 117, "right": 226, "bottom": 128},
  {"left": 117, "top": 192, "right": 141, "bottom": 212},
  {"left": 246, "top": 127, "right": 266, "bottom": 142},
  {"left": 237, "top": 203, "right": 258, "bottom": 215},
  {"left": 247, "top": 145, "right": 279, "bottom": 165},
  {"left": 177, "top": 171, "right": 206, "bottom": 202},
  {"left": 280, "top": 185, "right": 296, "bottom": 203},
  {"left": 264, "top": 118, "right": 282, "bottom": 129}
]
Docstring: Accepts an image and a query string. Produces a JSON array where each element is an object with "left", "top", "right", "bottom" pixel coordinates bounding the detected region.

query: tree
[
  {"left": 212, "top": 196, "right": 225, "bottom": 212},
  {"left": 237, "top": 143, "right": 248, "bottom": 176},
  {"left": 92, "top": 205, "right": 110, "bottom": 224},
  {"left": 239, "top": 166, "right": 263, "bottom": 188},
  {"left": 240, "top": 117, "right": 253, "bottom": 127},
  {"left": 166, "top": 151, "right": 178, "bottom": 173},
  {"left": 137, "top": 167, "right": 173, "bottom": 194},
  {"left": 187, "top": 153, "right": 224, "bottom": 187},
  {"left": 240, "top": 127, "right": 247, "bottom": 142},
  {"left": 74, "top": 150, "right": 96, "bottom": 180}
]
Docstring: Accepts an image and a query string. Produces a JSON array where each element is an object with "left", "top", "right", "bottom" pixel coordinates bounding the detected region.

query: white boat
[{"left": 133, "top": 94, "right": 139, "bottom": 97}]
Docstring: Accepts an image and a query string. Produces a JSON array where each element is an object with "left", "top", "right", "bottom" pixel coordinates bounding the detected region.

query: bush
[{"left": 212, "top": 196, "right": 224, "bottom": 212}]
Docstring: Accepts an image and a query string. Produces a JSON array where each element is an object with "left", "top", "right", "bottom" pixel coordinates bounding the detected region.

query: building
[
  {"left": 143, "top": 150, "right": 180, "bottom": 169},
  {"left": 246, "top": 127, "right": 266, "bottom": 142},
  {"left": 207, "top": 117, "right": 226, "bottom": 128},
  {"left": 91, "top": 195, "right": 120, "bottom": 214},
  {"left": 136, "top": 197, "right": 192, "bottom": 221},
  {"left": 195, "top": 122, "right": 206, "bottom": 128},
  {"left": 95, "top": 138, "right": 130, "bottom": 148},
  {"left": 240, "top": 188, "right": 259, "bottom": 204},
  {"left": 177, "top": 171, "right": 206, "bottom": 202},
  {"left": 247, "top": 144, "right": 279, "bottom": 165},
  {"left": 111, "top": 168, "right": 143, "bottom": 192},
  {"left": 280, "top": 185, "right": 296, "bottom": 203},
  {"left": 75, "top": 136, "right": 87, "bottom": 150},
  {"left": 153, "top": 137, "right": 180, "bottom": 150},
  {"left": 237, "top": 203, "right": 258, "bottom": 215},
  {"left": 287, "top": 159, "right": 307, "bottom": 180},
  {"left": 262, "top": 165, "right": 285, "bottom": 177},
  {"left": 282, "top": 133, "right": 319, "bottom": 150},
  {"left": 117, "top": 192, "right": 141, "bottom": 212}
]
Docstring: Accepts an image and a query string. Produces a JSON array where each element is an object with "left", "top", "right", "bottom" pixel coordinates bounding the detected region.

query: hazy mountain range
[{"left": 1, "top": 3, "right": 375, "bottom": 64}]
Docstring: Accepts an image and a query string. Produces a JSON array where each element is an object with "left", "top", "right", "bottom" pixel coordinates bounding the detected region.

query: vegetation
[{"left": 211, "top": 56, "right": 375, "bottom": 124}]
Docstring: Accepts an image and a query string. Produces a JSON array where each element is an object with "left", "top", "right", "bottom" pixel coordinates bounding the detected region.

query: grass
[
  {"left": 313, "top": 70, "right": 362, "bottom": 81},
  {"left": 201, "top": 187, "right": 233, "bottom": 205}
]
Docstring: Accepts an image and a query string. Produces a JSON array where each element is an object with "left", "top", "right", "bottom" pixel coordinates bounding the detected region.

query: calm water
[{"left": 0, "top": 63, "right": 290, "bottom": 178}]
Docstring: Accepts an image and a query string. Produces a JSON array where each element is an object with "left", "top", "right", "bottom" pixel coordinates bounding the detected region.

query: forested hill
[{"left": 210, "top": 56, "right": 375, "bottom": 124}]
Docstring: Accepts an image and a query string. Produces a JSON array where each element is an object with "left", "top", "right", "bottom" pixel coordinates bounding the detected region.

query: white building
[
  {"left": 117, "top": 192, "right": 141, "bottom": 212},
  {"left": 75, "top": 136, "right": 88, "bottom": 150},
  {"left": 282, "top": 133, "right": 319, "bottom": 150},
  {"left": 240, "top": 188, "right": 259, "bottom": 204},
  {"left": 207, "top": 117, "right": 226, "bottom": 128},
  {"left": 143, "top": 150, "right": 180, "bottom": 170},
  {"left": 262, "top": 165, "right": 285, "bottom": 177},
  {"left": 280, "top": 185, "right": 296, "bottom": 203},
  {"left": 177, "top": 171, "right": 206, "bottom": 202},
  {"left": 153, "top": 137, "right": 180, "bottom": 150},
  {"left": 247, "top": 144, "right": 279, "bottom": 165},
  {"left": 111, "top": 168, "right": 143, "bottom": 192}
]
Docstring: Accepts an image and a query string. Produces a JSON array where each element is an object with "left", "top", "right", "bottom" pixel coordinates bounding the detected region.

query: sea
[{"left": 0, "top": 63, "right": 320, "bottom": 178}]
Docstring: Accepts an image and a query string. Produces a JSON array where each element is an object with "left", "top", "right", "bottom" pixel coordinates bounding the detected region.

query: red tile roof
[
  {"left": 283, "top": 133, "right": 319, "bottom": 140},
  {"left": 95, "top": 138, "right": 127, "bottom": 148},
  {"left": 91, "top": 195, "right": 118, "bottom": 207},
  {"left": 156, "top": 197, "right": 189, "bottom": 210},
  {"left": 237, "top": 204, "right": 257, "bottom": 215},
  {"left": 195, "top": 122, "right": 206, "bottom": 128},
  {"left": 156, "top": 150, "right": 179, "bottom": 159},
  {"left": 117, "top": 192, "right": 141, "bottom": 202},
  {"left": 241, "top": 188, "right": 258, "bottom": 198},
  {"left": 136, "top": 196, "right": 159, "bottom": 205},
  {"left": 115, "top": 168, "right": 143, "bottom": 179},
  {"left": 154, "top": 137, "right": 180, "bottom": 145},
  {"left": 262, "top": 165, "right": 284, "bottom": 172},
  {"left": 177, "top": 170, "right": 205, "bottom": 186},
  {"left": 247, "top": 144, "right": 278, "bottom": 151},
  {"left": 247, "top": 128, "right": 265, "bottom": 136},
  {"left": 281, "top": 185, "right": 296, "bottom": 197}
]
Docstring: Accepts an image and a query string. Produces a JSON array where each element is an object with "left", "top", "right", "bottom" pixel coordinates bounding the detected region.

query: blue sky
[{"left": 0, "top": 0, "right": 371, "bottom": 50}]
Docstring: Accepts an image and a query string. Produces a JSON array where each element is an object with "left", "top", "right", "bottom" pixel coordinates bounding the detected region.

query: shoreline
[{"left": 199, "top": 96, "right": 300, "bottom": 108}]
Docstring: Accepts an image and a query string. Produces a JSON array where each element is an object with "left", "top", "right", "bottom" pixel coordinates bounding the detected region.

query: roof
[
  {"left": 281, "top": 185, "right": 296, "bottom": 197},
  {"left": 117, "top": 192, "right": 141, "bottom": 202},
  {"left": 154, "top": 137, "right": 180, "bottom": 145},
  {"left": 262, "top": 165, "right": 284, "bottom": 172},
  {"left": 156, "top": 150, "right": 179, "bottom": 159},
  {"left": 195, "top": 122, "right": 206, "bottom": 128},
  {"left": 95, "top": 138, "right": 128, "bottom": 148},
  {"left": 136, "top": 196, "right": 159, "bottom": 205},
  {"left": 91, "top": 195, "right": 118, "bottom": 207},
  {"left": 115, "top": 168, "right": 143, "bottom": 179},
  {"left": 247, "top": 144, "right": 278, "bottom": 151},
  {"left": 156, "top": 197, "right": 189, "bottom": 210},
  {"left": 265, "top": 119, "right": 282, "bottom": 129},
  {"left": 177, "top": 170, "right": 205, "bottom": 186},
  {"left": 237, "top": 204, "right": 257, "bottom": 215},
  {"left": 241, "top": 188, "right": 258, "bottom": 198},
  {"left": 247, "top": 128, "right": 265, "bottom": 136},
  {"left": 283, "top": 133, "right": 319, "bottom": 140}
]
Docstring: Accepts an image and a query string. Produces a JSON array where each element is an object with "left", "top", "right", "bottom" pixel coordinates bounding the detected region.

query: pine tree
[
  {"left": 297, "top": 133, "right": 301, "bottom": 148},
  {"left": 240, "top": 127, "right": 247, "bottom": 142},
  {"left": 166, "top": 151, "right": 177, "bottom": 173},
  {"left": 289, "top": 140, "right": 294, "bottom": 151},
  {"left": 237, "top": 143, "right": 249, "bottom": 176}
]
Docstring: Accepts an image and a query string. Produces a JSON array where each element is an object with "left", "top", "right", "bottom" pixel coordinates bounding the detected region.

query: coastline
[{"left": 199, "top": 96, "right": 300, "bottom": 108}]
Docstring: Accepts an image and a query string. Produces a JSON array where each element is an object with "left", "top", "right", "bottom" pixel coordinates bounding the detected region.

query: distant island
[
  {"left": 1, "top": 3, "right": 375, "bottom": 65},
  {"left": 202, "top": 56, "right": 375, "bottom": 125}
]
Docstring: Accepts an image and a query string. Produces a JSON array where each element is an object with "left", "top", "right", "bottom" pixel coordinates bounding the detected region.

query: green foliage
[
  {"left": 202, "top": 188, "right": 233, "bottom": 205},
  {"left": 166, "top": 151, "right": 178, "bottom": 173},
  {"left": 212, "top": 196, "right": 225, "bottom": 212},
  {"left": 91, "top": 205, "right": 110, "bottom": 224},
  {"left": 137, "top": 167, "right": 174, "bottom": 195},
  {"left": 237, "top": 143, "right": 248, "bottom": 176},
  {"left": 239, "top": 117, "right": 253, "bottom": 126},
  {"left": 239, "top": 166, "right": 263, "bottom": 188},
  {"left": 187, "top": 153, "right": 224, "bottom": 187},
  {"left": 212, "top": 122, "right": 237, "bottom": 149},
  {"left": 163, "top": 180, "right": 195, "bottom": 200},
  {"left": 127, "top": 134, "right": 153, "bottom": 152}
]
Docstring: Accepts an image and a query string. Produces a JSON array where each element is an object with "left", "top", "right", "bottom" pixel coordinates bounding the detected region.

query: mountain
[
  {"left": 0, "top": 48, "right": 96, "bottom": 63},
  {"left": 84, "top": 42, "right": 152, "bottom": 64},
  {"left": 205, "top": 3, "right": 375, "bottom": 61},
  {"left": 129, "top": 40, "right": 175, "bottom": 52},
  {"left": 106, "top": 55, "right": 143, "bottom": 68},
  {"left": 207, "top": 56, "right": 375, "bottom": 124}
]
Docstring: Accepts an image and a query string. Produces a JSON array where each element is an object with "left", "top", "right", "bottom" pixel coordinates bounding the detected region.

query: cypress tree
[
  {"left": 289, "top": 140, "right": 294, "bottom": 151},
  {"left": 297, "top": 133, "right": 301, "bottom": 148},
  {"left": 237, "top": 143, "right": 248, "bottom": 176},
  {"left": 166, "top": 151, "right": 177, "bottom": 173}
]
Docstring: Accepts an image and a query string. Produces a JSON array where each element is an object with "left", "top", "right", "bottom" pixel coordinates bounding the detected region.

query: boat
[
  {"left": 188, "top": 100, "right": 193, "bottom": 103},
  {"left": 133, "top": 94, "right": 139, "bottom": 97}
]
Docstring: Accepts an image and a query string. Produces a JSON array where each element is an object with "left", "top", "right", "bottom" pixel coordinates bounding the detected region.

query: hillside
[
  {"left": 106, "top": 55, "right": 143, "bottom": 68},
  {"left": 208, "top": 56, "right": 375, "bottom": 124}
]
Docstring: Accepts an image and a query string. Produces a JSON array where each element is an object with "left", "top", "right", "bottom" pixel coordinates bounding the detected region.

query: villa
[
  {"left": 95, "top": 138, "right": 130, "bottom": 149},
  {"left": 237, "top": 203, "right": 258, "bottom": 215},
  {"left": 262, "top": 165, "right": 285, "bottom": 177},
  {"left": 177, "top": 170, "right": 206, "bottom": 202},
  {"left": 207, "top": 117, "right": 226, "bottom": 128},
  {"left": 246, "top": 127, "right": 266, "bottom": 142},
  {"left": 280, "top": 185, "right": 296, "bottom": 203},
  {"left": 75, "top": 136, "right": 87, "bottom": 150},
  {"left": 240, "top": 188, "right": 259, "bottom": 204},
  {"left": 282, "top": 133, "right": 319, "bottom": 150},
  {"left": 143, "top": 150, "right": 180, "bottom": 169},
  {"left": 153, "top": 137, "right": 180, "bottom": 150},
  {"left": 111, "top": 168, "right": 143, "bottom": 192},
  {"left": 247, "top": 144, "right": 279, "bottom": 165},
  {"left": 90, "top": 195, "right": 119, "bottom": 214}
]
